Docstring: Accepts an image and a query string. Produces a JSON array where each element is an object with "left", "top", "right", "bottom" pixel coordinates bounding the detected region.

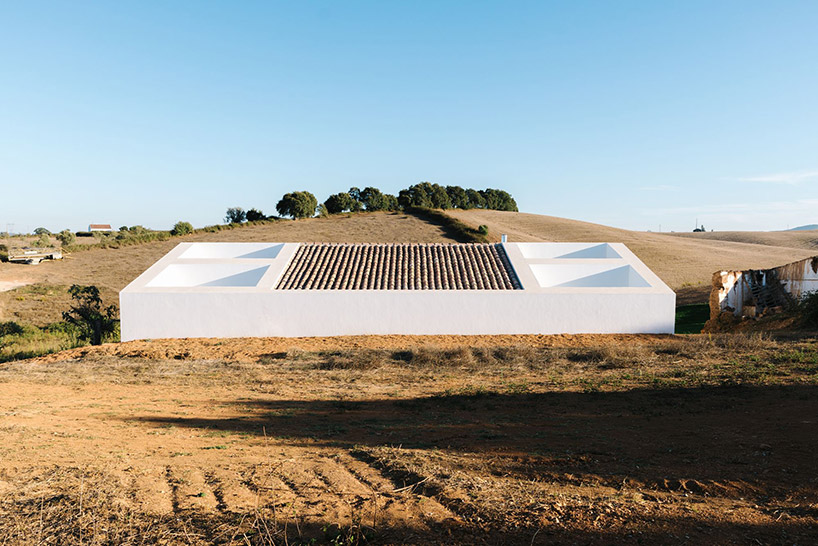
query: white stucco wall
[{"left": 120, "top": 242, "right": 676, "bottom": 340}]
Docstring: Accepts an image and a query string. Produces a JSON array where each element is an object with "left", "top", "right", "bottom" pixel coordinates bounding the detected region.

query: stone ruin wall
[{"left": 711, "top": 256, "right": 818, "bottom": 318}]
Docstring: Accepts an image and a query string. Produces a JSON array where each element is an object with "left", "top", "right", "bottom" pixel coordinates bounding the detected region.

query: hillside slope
[
  {"left": 3, "top": 209, "right": 815, "bottom": 322},
  {"left": 0, "top": 212, "right": 456, "bottom": 324},
  {"left": 665, "top": 230, "right": 818, "bottom": 250},
  {"left": 448, "top": 209, "right": 815, "bottom": 303}
]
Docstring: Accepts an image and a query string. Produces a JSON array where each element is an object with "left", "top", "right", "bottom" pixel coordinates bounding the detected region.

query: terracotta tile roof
[{"left": 276, "top": 243, "right": 521, "bottom": 290}]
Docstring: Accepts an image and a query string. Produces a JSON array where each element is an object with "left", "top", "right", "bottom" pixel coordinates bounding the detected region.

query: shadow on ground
[{"left": 128, "top": 384, "right": 818, "bottom": 500}]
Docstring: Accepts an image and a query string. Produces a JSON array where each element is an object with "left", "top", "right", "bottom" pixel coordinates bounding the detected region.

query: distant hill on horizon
[{"left": 787, "top": 224, "right": 818, "bottom": 231}]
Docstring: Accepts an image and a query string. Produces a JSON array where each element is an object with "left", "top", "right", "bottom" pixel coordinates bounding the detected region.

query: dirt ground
[
  {"left": 448, "top": 210, "right": 817, "bottom": 305},
  {"left": 1, "top": 334, "right": 816, "bottom": 544}
]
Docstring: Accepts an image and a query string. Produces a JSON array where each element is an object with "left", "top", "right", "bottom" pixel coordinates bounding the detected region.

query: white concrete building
[{"left": 120, "top": 242, "right": 675, "bottom": 341}]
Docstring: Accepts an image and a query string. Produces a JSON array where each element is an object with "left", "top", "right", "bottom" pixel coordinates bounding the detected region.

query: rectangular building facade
[{"left": 120, "top": 242, "right": 675, "bottom": 340}]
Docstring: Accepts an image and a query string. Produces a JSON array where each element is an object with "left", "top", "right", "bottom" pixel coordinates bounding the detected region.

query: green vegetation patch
[
  {"left": 675, "top": 303, "right": 710, "bottom": 334},
  {"left": 0, "top": 321, "right": 84, "bottom": 363}
]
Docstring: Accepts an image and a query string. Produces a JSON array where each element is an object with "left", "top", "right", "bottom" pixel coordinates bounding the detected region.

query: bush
[
  {"left": 478, "top": 224, "right": 489, "bottom": 235},
  {"left": 277, "top": 191, "right": 318, "bottom": 219},
  {"left": 33, "top": 227, "right": 51, "bottom": 235},
  {"left": 0, "top": 321, "right": 24, "bottom": 336},
  {"left": 324, "top": 192, "right": 355, "bottom": 214},
  {"left": 171, "top": 221, "right": 194, "bottom": 236},
  {"left": 62, "top": 285, "right": 118, "bottom": 346},
  {"left": 798, "top": 291, "right": 818, "bottom": 326},
  {"left": 446, "top": 186, "right": 468, "bottom": 209},
  {"left": 465, "top": 189, "right": 485, "bottom": 209},
  {"left": 245, "top": 208, "right": 265, "bottom": 222},
  {"left": 35, "top": 233, "right": 52, "bottom": 248},
  {"left": 480, "top": 188, "right": 518, "bottom": 211},
  {"left": 225, "top": 207, "right": 246, "bottom": 224},
  {"left": 398, "top": 182, "right": 451, "bottom": 209},
  {"left": 56, "top": 230, "right": 76, "bottom": 246},
  {"left": 359, "top": 187, "right": 400, "bottom": 211}
]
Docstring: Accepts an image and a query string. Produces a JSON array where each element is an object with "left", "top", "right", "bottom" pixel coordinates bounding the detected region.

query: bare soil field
[
  {"left": 0, "top": 212, "right": 454, "bottom": 325},
  {"left": 448, "top": 210, "right": 817, "bottom": 304},
  {"left": 1, "top": 334, "right": 816, "bottom": 544}
]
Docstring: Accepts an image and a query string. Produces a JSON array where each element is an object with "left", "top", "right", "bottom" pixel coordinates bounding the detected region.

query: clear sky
[{"left": 2, "top": 1, "right": 817, "bottom": 234}]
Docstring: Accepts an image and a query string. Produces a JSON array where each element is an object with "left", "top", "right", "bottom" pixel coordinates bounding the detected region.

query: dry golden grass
[
  {"left": 666, "top": 229, "right": 818, "bottom": 250},
  {"left": 448, "top": 209, "right": 816, "bottom": 303}
]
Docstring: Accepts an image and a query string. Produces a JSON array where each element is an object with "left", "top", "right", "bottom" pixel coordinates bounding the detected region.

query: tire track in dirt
[
  {"left": 205, "top": 468, "right": 258, "bottom": 513},
  {"left": 311, "top": 457, "right": 373, "bottom": 498},
  {"left": 123, "top": 453, "right": 457, "bottom": 529},
  {"left": 131, "top": 467, "right": 174, "bottom": 515},
  {"left": 167, "top": 466, "right": 219, "bottom": 512},
  {"left": 332, "top": 452, "right": 404, "bottom": 492},
  {"left": 348, "top": 449, "right": 465, "bottom": 524},
  {"left": 243, "top": 464, "right": 298, "bottom": 508}
]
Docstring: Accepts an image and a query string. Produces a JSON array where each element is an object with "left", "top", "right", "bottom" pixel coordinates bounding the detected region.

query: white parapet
[{"left": 120, "top": 242, "right": 675, "bottom": 340}]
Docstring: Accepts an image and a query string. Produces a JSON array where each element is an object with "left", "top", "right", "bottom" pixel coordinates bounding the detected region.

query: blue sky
[{"left": 2, "top": 1, "right": 817, "bottom": 233}]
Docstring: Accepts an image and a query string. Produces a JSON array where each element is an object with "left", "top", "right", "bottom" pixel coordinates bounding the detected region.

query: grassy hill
[
  {"left": 448, "top": 209, "right": 816, "bottom": 304},
  {"left": 3, "top": 209, "right": 816, "bottom": 325},
  {"left": 0, "top": 212, "right": 455, "bottom": 325},
  {"left": 665, "top": 229, "right": 818, "bottom": 250}
]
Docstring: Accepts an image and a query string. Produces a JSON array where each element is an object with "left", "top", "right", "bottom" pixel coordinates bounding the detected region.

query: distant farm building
[
  {"left": 712, "top": 256, "right": 818, "bottom": 318},
  {"left": 120, "top": 242, "right": 675, "bottom": 341},
  {"left": 88, "top": 224, "right": 112, "bottom": 232}
]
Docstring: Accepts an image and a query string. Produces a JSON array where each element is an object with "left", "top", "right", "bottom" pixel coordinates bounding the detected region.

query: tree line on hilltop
[{"left": 226, "top": 182, "right": 518, "bottom": 222}]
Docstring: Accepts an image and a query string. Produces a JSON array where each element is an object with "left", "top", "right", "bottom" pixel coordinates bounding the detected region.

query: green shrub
[
  {"left": 56, "top": 230, "right": 76, "bottom": 246},
  {"left": 478, "top": 224, "right": 489, "bottom": 235},
  {"left": 0, "top": 321, "right": 25, "bottom": 336},
  {"left": 277, "top": 191, "right": 318, "bottom": 219},
  {"left": 33, "top": 227, "right": 51, "bottom": 235},
  {"left": 225, "top": 207, "right": 246, "bottom": 224},
  {"left": 0, "top": 321, "right": 85, "bottom": 363},
  {"left": 171, "top": 221, "right": 194, "bottom": 236},
  {"left": 798, "top": 291, "right": 818, "bottom": 326},
  {"left": 245, "top": 208, "right": 265, "bottom": 222},
  {"left": 62, "top": 285, "right": 118, "bottom": 345},
  {"left": 35, "top": 233, "right": 52, "bottom": 248},
  {"left": 324, "top": 192, "right": 355, "bottom": 214}
]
